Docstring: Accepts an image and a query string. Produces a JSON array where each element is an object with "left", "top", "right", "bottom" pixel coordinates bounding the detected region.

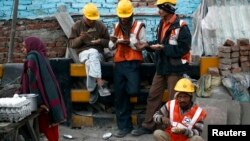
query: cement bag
[
  {"left": 196, "top": 74, "right": 212, "bottom": 97},
  {"left": 222, "top": 76, "right": 250, "bottom": 102}
]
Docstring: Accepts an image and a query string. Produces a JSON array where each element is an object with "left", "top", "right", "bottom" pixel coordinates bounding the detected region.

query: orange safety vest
[
  {"left": 167, "top": 20, "right": 191, "bottom": 63},
  {"left": 113, "top": 21, "right": 144, "bottom": 62},
  {"left": 165, "top": 100, "right": 206, "bottom": 141}
]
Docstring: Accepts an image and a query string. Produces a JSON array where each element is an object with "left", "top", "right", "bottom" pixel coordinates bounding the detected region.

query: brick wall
[
  {"left": 0, "top": 19, "right": 67, "bottom": 63},
  {"left": 0, "top": 0, "right": 200, "bottom": 19},
  {"left": 0, "top": 0, "right": 202, "bottom": 63}
]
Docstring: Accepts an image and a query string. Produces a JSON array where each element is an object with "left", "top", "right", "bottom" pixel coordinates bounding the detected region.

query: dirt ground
[{"left": 56, "top": 125, "right": 155, "bottom": 141}]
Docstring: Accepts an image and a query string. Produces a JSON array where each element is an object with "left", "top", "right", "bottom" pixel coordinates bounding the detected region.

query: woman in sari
[{"left": 18, "top": 36, "right": 67, "bottom": 141}]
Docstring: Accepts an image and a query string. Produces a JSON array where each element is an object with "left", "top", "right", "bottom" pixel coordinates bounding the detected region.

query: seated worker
[
  {"left": 69, "top": 3, "right": 111, "bottom": 104},
  {"left": 153, "top": 78, "right": 207, "bottom": 141}
]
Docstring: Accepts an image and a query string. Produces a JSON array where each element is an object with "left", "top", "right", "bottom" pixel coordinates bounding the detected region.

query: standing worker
[
  {"left": 109, "top": 0, "right": 147, "bottom": 138},
  {"left": 153, "top": 78, "right": 206, "bottom": 141},
  {"left": 69, "top": 3, "right": 110, "bottom": 104},
  {"left": 132, "top": 0, "right": 192, "bottom": 136}
]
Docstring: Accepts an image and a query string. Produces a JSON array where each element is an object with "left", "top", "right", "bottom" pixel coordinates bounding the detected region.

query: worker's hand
[
  {"left": 80, "top": 31, "right": 91, "bottom": 40},
  {"left": 110, "top": 36, "right": 118, "bottom": 43},
  {"left": 150, "top": 44, "right": 164, "bottom": 50},
  {"left": 134, "top": 42, "right": 149, "bottom": 50},
  {"left": 161, "top": 117, "right": 170, "bottom": 126},
  {"left": 91, "top": 39, "right": 101, "bottom": 45},
  {"left": 171, "top": 127, "right": 185, "bottom": 134}
]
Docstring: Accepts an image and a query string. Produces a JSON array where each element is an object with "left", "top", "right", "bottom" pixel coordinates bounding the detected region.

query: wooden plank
[
  {"left": 71, "top": 89, "right": 90, "bottom": 102},
  {"left": 55, "top": 6, "right": 74, "bottom": 38},
  {"left": 70, "top": 64, "right": 87, "bottom": 77},
  {"left": 0, "top": 64, "right": 3, "bottom": 79},
  {"left": 55, "top": 5, "right": 80, "bottom": 63}
]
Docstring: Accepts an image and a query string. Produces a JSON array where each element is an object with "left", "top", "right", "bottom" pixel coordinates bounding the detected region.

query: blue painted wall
[{"left": 0, "top": 0, "right": 202, "bottom": 40}]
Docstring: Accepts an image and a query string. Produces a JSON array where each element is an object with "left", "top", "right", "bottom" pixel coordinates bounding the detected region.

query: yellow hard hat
[
  {"left": 155, "top": 0, "right": 177, "bottom": 5},
  {"left": 82, "top": 3, "right": 100, "bottom": 20},
  {"left": 174, "top": 78, "right": 195, "bottom": 93},
  {"left": 116, "top": 0, "right": 134, "bottom": 18}
]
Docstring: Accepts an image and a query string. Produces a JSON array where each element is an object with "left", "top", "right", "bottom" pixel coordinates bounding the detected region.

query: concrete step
[{"left": 70, "top": 111, "right": 146, "bottom": 129}]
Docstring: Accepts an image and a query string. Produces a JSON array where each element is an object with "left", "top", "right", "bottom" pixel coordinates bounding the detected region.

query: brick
[
  {"left": 223, "top": 39, "right": 235, "bottom": 46},
  {"left": 240, "top": 51, "right": 249, "bottom": 56},
  {"left": 0, "top": 53, "right": 6, "bottom": 58},
  {"left": 0, "top": 42, "right": 6, "bottom": 47},
  {"left": 231, "top": 63, "right": 239, "bottom": 69},
  {"left": 218, "top": 46, "right": 231, "bottom": 53},
  {"left": 241, "top": 61, "right": 250, "bottom": 67},
  {"left": 220, "top": 70, "right": 231, "bottom": 76},
  {"left": 231, "top": 52, "right": 239, "bottom": 58},
  {"left": 16, "top": 25, "right": 26, "bottom": 31},
  {"left": 208, "top": 67, "right": 220, "bottom": 76},
  {"left": 219, "top": 63, "right": 231, "bottom": 70},
  {"left": 231, "top": 57, "right": 239, "bottom": 63},
  {"left": 218, "top": 52, "right": 230, "bottom": 58},
  {"left": 237, "top": 38, "right": 249, "bottom": 46},
  {"left": 47, "top": 42, "right": 56, "bottom": 48},
  {"left": 240, "top": 45, "right": 250, "bottom": 51},
  {"left": 55, "top": 41, "right": 66, "bottom": 47},
  {"left": 0, "top": 37, "right": 8, "bottom": 42},
  {"left": 231, "top": 67, "right": 241, "bottom": 73},
  {"left": 0, "top": 47, "right": 7, "bottom": 52},
  {"left": 240, "top": 56, "right": 249, "bottom": 62},
  {"left": 219, "top": 58, "right": 231, "bottom": 65},
  {"left": 231, "top": 46, "right": 240, "bottom": 51},
  {"left": 241, "top": 66, "right": 250, "bottom": 72},
  {"left": 51, "top": 47, "right": 66, "bottom": 57},
  {"left": 26, "top": 24, "right": 43, "bottom": 30}
]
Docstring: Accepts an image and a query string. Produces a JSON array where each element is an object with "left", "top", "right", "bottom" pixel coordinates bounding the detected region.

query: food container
[{"left": 19, "top": 94, "right": 38, "bottom": 112}]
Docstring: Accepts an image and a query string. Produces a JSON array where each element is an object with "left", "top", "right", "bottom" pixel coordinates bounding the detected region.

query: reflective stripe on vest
[
  {"left": 168, "top": 100, "right": 203, "bottom": 129},
  {"left": 169, "top": 20, "right": 186, "bottom": 45},
  {"left": 113, "top": 21, "right": 143, "bottom": 62},
  {"left": 169, "top": 20, "right": 190, "bottom": 63}
]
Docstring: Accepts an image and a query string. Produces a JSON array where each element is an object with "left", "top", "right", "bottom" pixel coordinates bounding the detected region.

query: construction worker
[
  {"left": 109, "top": 0, "right": 147, "bottom": 138},
  {"left": 69, "top": 3, "right": 110, "bottom": 104},
  {"left": 131, "top": 0, "right": 192, "bottom": 136},
  {"left": 153, "top": 78, "right": 206, "bottom": 141}
]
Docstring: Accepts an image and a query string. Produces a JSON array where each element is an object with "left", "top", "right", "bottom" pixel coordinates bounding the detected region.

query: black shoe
[
  {"left": 131, "top": 127, "right": 153, "bottom": 136},
  {"left": 89, "top": 86, "right": 99, "bottom": 104},
  {"left": 113, "top": 128, "right": 132, "bottom": 138}
]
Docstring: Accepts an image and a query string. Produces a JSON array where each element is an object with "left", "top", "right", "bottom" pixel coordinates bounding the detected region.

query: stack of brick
[
  {"left": 237, "top": 38, "right": 250, "bottom": 72},
  {"left": 218, "top": 39, "right": 235, "bottom": 76}
]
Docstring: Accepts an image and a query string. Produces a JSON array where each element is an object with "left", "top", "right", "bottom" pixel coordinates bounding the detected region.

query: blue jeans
[{"left": 114, "top": 61, "right": 140, "bottom": 130}]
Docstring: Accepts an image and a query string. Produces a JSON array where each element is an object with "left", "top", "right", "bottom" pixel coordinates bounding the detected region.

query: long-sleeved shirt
[
  {"left": 108, "top": 20, "right": 147, "bottom": 50},
  {"left": 153, "top": 102, "right": 205, "bottom": 138},
  {"left": 69, "top": 19, "right": 110, "bottom": 55}
]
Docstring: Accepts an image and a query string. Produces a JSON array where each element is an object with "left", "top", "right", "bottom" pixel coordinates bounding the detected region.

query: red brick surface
[{"left": 0, "top": 19, "right": 67, "bottom": 63}]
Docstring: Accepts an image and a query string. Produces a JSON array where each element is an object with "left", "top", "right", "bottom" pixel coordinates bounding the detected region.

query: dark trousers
[
  {"left": 114, "top": 61, "right": 140, "bottom": 130},
  {"left": 142, "top": 73, "right": 181, "bottom": 130}
]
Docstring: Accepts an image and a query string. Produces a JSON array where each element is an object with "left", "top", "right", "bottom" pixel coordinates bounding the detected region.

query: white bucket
[{"left": 19, "top": 94, "right": 38, "bottom": 112}]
